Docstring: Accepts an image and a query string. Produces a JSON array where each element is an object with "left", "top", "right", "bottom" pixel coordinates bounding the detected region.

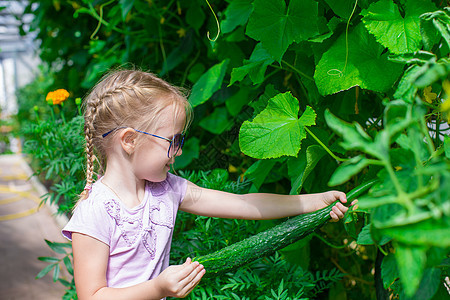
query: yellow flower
[
  {"left": 46, "top": 89, "right": 70, "bottom": 105},
  {"left": 423, "top": 86, "right": 437, "bottom": 103},
  {"left": 177, "top": 28, "right": 186, "bottom": 38}
]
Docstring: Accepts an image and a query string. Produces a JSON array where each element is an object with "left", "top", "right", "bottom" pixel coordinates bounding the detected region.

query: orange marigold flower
[{"left": 46, "top": 89, "right": 69, "bottom": 105}]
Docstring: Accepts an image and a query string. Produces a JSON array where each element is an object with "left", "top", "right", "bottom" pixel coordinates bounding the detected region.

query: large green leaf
[
  {"left": 225, "top": 87, "right": 253, "bottom": 116},
  {"left": 405, "top": 267, "right": 442, "bottom": 300},
  {"left": 278, "top": 236, "right": 312, "bottom": 269},
  {"left": 414, "top": 58, "right": 450, "bottom": 88},
  {"left": 381, "top": 253, "right": 398, "bottom": 289},
  {"left": 239, "top": 92, "right": 316, "bottom": 159},
  {"left": 288, "top": 145, "right": 325, "bottom": 194},
  {"left": 221, "top": 0, "right": 253, "bottom": 34},
  {"left": 324, "top": 109, "right": 382, "bottom": 159},
  {"left": 394, "top": 56, "right": 450, "bottom": 102},
  {"left": 186, "top": 3, "right": 205, "bottom": 31},
  {"left": 314, "top": 23, "right": 403, "bottom": 96},
  {"left": 328, "top": 155, "right": 371, "bottom": 186},
  {"left": 395, "top": 244, "right": 427, "bottom": 297},
  {"left": 160, "top": 32, "right": 194, "bottom": 76},
  {"left": 356, "top": 224, "right": 375, "bottom": 245},
  {"left": 361, "top": 0, "right": 437, "bottom": 54},
  {"left": 229, "top": 43, "right": 274, "bottom": 86},
  {"left": 244, "top": 159, "right": 277, "bottom": 189},
  {"left": 324, "top": 0, "right": 358, "bottom": 19},
  {"left": 393, "top": 65, "right": 423, "bottom": 102},
  {"left": 421, "top": 9, "right": 450, "bottom": 51},
  {"left": 189, "top": 59, "right": 229, "bottom": 107},
  {"left": 445, "top": 135, "right": 450, "bottom": 159},
  {"left": 248, "top": 84, "right": 279, "bottom": 117},
  {"left": 381, "top": 219, "right": 450, "bottom": 247},
  {"left": 198, "top": 107, "right": 232, "bottom": 135},
  {"left": 119, "top": 0, "right": 135, "bottom": 21},
  {"left": 246, "top": 0, "right": 319, "bottom": 62}
]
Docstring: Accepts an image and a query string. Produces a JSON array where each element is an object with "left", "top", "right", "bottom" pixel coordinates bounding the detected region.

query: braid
[{"left": 78, "top": 96, "right": 101, "bottom": 201}]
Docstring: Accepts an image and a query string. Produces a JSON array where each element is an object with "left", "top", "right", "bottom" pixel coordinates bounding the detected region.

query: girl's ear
[{"left": 119, "top": 128, "right": 137, "bottom": 155}]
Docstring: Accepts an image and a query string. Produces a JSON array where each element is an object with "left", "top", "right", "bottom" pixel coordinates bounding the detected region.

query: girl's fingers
[
  {"left": 182, "top": 268, "right": 205, "bottom": 295},
  {"left": 175, "top": 259, "right": 198, "bottom": 279},
  {"left": 329, "top": 211, "right": 339, "bottom": 222},
  {"left": 337, "top": 202, "right": 348, "bottom": 213},
  {"left": 179, "top": 264, "right": 205, "bottom": 296},
  {"left": 337, "top": 191, "right": 347, "bottom": 204},
  {"left": 180, "top": 261, "right": 203, "bottom": 285},
  {"left": 332, "top": 204, "right": 345, "bottom": 219}
]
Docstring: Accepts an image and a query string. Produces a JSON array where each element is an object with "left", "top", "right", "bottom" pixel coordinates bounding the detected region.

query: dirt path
[{"left": 0, "top": 154, "right": 69, "bottom": 300}]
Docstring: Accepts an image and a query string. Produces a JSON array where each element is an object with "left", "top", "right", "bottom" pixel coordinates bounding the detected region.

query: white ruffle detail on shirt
[
  {"left": 150, "top": 200, "right": 173, "bottom": 229},
  {"left": 104, "top": 198, "right": 143, "bottom": 246},
  {"left": 142, "top": 225, "right": 157, "bottom": 259},
  {"left": 102, "top": 178, "right": 176, "bottom": 258}
]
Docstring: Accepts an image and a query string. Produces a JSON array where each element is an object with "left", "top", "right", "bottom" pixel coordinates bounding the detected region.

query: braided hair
[{"left": 77, "top": 69, "right": 192, "bottom": 203}]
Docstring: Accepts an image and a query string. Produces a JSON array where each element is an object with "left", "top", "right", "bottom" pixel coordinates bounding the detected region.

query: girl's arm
[
  {"left": 180, "top": 181, "right": 352, "bottom": 221},
  {"left": 72, "top": 233, "right": 204, "bottom": 300}
]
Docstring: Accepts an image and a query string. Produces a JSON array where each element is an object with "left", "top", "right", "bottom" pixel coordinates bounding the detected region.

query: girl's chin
[{"left": 148, "top": 173, "right": 167, "bottom": 183}]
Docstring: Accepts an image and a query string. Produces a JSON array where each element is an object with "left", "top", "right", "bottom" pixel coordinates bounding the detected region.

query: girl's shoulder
[
  {"left": 75, "top": 180, "right": 113, "bottom": 211},
  {"left": 63, "top": 181, "right": 115, "bottom": 243},
  {"left": 147, "top": 173, "right": 187, "bottom": 198}
]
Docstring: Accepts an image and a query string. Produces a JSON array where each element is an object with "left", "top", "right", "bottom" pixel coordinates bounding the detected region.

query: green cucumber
[{"left": 194, "top": 179, "right": 377, "bottom": 277}]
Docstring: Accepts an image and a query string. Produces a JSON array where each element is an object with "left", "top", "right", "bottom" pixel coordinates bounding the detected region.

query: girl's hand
[
  {"left": 315, "top": 191, "right": 358, "bottom": 222},
  {"left": 155, "top": 257, "right": 205, "bottom": 298}
]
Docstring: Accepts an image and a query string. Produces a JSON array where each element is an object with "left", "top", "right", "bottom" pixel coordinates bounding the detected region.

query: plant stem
[
  {"left": 428, "top": 145, "right": 445, "bottom": 162},
  {"left": 60, "top": 105, "right": 66, "bottom": 124},
  {"left": 312, "top": 232, "right": 347, "bottom": 249},
  {"left": 366, "top": 159, "right": 385, "bottom": 166},
  {"left": 376, "top": 245, "right": 388, "bottom": 257},
  {"left": 181, "top": 50, "right": 200, "bottom": 87},
  {"left": 305, "top": 127, "right": 348, "bottom": 162},
  {"left": 419, "top": 116, "right": 436, "bottom": 155},
  {"left": 382, "top": 159, "right": 415, "bottom": 213},
  {"left": 49, "top": 104, "right": 55, "bottom": 123},
  {"left": 158, "top": 23, "right": 167, "bottom": 65},
  {"left": 85, "top": 1, "right": 128, "bottom": 35},
  {"left": 422, "top": 100, "right": 440, "bottom": 110},
  {"left": 280, "top": 60, "right": 314, "bottom": 81},
  {"left": 384, "top": 162, "right": 403, "bottom": 194},
  {"left": 407, "top": 179, "right": 438, "bottom": 201},
  {"left": 34, "top": 108, "right": 40, "bottom": 123},
  {"left": 435, "top": 114, "right": 441, "bottom": 147}
]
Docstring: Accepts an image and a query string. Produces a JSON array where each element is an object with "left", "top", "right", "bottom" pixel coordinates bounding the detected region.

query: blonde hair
[{"left": 77, "top": 69, "right": 193, "bottom": 204}]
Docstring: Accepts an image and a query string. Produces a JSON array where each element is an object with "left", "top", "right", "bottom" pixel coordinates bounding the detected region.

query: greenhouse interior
[{"left": 0, "top": 1, "right": 449, "bottom": 299}]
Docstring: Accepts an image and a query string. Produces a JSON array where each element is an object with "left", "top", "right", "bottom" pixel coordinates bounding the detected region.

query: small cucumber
[{"left": 194, "top": 179, "right": 377, "bottom": 277}]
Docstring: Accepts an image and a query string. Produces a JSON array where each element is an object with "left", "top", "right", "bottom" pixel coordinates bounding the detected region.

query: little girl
[{"left": 62, "top": 69, "right": 354, "bottom": 299}]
